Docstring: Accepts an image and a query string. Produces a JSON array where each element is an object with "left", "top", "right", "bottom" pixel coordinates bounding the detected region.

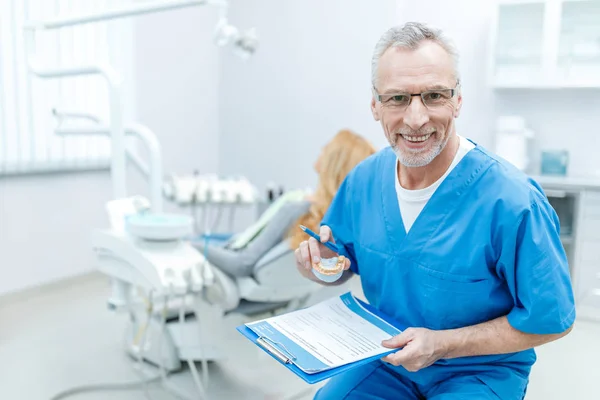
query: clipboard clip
[{"left": 256, "top": 336, "right": 297, "bottom": 364}]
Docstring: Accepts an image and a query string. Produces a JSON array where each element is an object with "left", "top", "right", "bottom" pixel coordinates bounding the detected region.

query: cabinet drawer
[
  {"left": 583, "top": 204, "right": 600, "bottom": 219},
  {"left": 574, "top": 262, "right": 600, "bottom": 298},
  {"left": 583, "top": 191, "right": 600, "bottom": 219},
  {"left": 579, "top": 221, "right": 600, "bottom": 241},
  {"left": 580, "top": 241, "right": 600, "bottom": 264}
]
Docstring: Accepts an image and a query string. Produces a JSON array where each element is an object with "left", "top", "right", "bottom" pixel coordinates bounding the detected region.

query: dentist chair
[
  {"left": 204, "top": 239, "right": 321, "bottom": 316},
  {"left": 100, "top": 195, "right": 327, "bottom": 381},
  {"left": 195, "top": 188, "right": 322, "bottom": 315}
]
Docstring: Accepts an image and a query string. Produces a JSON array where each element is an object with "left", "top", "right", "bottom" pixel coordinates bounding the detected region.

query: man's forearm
[{"left": 442, "top": 316, "right": 572, "bottom": 359}]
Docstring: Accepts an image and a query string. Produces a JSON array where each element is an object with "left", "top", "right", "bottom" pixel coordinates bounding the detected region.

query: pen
[{"left": 299, "top": 225, "right": 339, "bottom": 254}]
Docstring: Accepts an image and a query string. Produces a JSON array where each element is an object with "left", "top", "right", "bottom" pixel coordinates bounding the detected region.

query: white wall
[
  {"left": 0, "top": 18, "right": 135, "bottom": 297},
  {"left": 218, "top": 0, "right": 398, "bottom": 192},
  {"left": 0, "top": 173, "right": 112, "bottom": 295},
  {"left": 133, "top": 6, "right": 220, "bottom": 176},
  {"left": 495, "top": 89, "right": 600, "bottom": 176},
  {"left": 0, "top": 6, "right": 222, "bottom": 297}
]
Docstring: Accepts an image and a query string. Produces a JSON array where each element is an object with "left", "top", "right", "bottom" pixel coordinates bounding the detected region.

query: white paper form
[{"left": 246, "top": 292, "right": 402, "bottom": 372}]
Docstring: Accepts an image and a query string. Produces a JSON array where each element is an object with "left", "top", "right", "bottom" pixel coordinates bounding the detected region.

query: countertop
[{"left": 530, "top": 175, "right": 600, "bottom": 191}]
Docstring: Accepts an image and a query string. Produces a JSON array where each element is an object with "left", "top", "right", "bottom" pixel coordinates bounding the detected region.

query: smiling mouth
[{"left": 400, "top": 133, "right": 433, "bottom": 143}]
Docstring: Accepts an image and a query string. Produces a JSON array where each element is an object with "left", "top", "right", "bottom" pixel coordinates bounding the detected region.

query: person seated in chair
[
  {"left": 295, "top": 22, "right": 575, "bottom": 400},
  {"left": 195, "top": 129, "right": 376, "bottom": 278}
]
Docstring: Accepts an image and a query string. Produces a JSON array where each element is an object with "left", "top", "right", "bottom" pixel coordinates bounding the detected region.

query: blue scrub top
[{"left": 322, "top": 143, "right": 575, "bottom": 398}]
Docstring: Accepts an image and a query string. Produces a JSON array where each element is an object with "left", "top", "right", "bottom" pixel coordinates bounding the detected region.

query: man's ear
[
  {"left": 371, "top": 96, "right": 380, "bottom": 121},
  {"left": 454, "top": 91, "right": 462, "bottom": 118}
]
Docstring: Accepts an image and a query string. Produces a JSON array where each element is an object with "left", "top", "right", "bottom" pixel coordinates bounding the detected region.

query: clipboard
[{"left": 236, "top": 296, "right": 405, "bottom": 384}]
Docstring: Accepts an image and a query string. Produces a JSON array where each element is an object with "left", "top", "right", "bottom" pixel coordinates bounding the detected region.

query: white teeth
[{"left": 402, "top": 133, "right": 432, "bottom": 142}]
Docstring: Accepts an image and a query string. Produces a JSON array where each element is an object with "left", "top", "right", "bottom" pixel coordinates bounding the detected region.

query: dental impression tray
[{"left": 312, "top": 256, "right": 345, "bottom": 283}]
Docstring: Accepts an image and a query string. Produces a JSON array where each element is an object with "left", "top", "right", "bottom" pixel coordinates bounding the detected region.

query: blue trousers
[{"left": 314, "top": 361, "right": 525, "bottom": 399}]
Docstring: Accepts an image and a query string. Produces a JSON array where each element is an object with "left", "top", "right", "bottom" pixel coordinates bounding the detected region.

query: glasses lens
[
  {"left": 381, "top": 93, "right": 410, "bottom": 108},
  {"left": 422, "top": 89, "right": 453, "bottom": 108}
]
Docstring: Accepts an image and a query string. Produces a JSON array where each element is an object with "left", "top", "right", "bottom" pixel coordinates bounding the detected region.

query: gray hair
[{"left": 371, "top": 22, "right": 460, "bottom": 87}]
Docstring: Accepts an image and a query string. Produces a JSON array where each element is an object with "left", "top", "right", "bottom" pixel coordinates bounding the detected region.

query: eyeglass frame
[{"left": 372, "top": 80, "right": 461, "bottom": 111}]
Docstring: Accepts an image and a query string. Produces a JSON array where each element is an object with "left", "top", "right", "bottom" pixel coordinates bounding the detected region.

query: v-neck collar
[{"left": 380, "top": 145, "right": 494, "bottom": 260}]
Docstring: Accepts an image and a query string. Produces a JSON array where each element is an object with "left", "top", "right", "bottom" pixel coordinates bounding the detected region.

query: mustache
[{"left": 397, "top": 127, "right": 436, "bottom": 136}]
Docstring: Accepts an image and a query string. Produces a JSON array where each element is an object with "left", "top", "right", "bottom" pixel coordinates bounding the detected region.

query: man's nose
[{"left": 403, "top": 97, "right": 430, "bottom": 130}]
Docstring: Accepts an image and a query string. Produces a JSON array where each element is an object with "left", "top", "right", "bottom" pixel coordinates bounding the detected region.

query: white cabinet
[
  {"left": 558, "top": 0, "right": 600, "bottom": 85},
  {"left": 572, "top": 190, "right": 600, "bottom": 319},
  {"left": 489, "top": 0, "right": 600, "bottom": 88},
  {"left": 536, "top": 176, "right": 600, "bottom": 321}
]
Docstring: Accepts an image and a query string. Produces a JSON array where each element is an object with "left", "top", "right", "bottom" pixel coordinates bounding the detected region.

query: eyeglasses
[{"left": 373, "top": 81, "right": 460, "bottom": 111}]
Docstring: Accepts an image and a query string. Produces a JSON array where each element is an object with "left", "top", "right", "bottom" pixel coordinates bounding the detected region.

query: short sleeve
[
  {"left": 321, "top": 175, "right": 359, "bottom": 275},
  {"left": 499, "top": 200, "right": 576, "bottom": 334}
]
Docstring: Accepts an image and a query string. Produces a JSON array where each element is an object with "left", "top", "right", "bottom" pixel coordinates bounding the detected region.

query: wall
[
  {"left": 133, "top": 6, "right": 220, "bottom": 177},
  {"left": 495, "top": 90, "right": 600, "bottom": 176},
  {"left": 0, "top": 18, "right": 135, "bottom": 297},
  {"left": 218, "top": 0, "right": 398, "bottom": 192},
  {"left": 0, "top": 173, "right": 112, "bottom": 295},
  {"left": 0, "top": 5, "right": 222, "bottom": 296}
]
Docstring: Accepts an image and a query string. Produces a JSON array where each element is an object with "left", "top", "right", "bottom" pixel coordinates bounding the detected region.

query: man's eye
[
  {"left": 390, "top": 95, "right": 408, "bottom": 102},
  {"left": 424, "top": 91, "right": 452, "bottom": 103}
]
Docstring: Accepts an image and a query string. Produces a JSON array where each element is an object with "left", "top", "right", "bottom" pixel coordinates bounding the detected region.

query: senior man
[{"left": 295, "top": 22, "right": 575, "bottom": 399}]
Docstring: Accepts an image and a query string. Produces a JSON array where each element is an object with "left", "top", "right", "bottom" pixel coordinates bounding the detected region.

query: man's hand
[
  {"left": 381, "top": 328, "right": 450, "bottom": 372},
  {"left": 294, "top": 225, "right": 351, "bottom": 283}
]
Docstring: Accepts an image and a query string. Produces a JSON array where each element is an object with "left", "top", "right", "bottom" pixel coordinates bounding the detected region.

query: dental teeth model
[{"left": 312, "top": 255, "right": 345, "bottom": 283}]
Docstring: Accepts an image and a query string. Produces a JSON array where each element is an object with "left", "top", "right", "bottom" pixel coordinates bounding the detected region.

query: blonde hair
[{"left": 288, "top": 129, "right": 376, "bottom": 249}]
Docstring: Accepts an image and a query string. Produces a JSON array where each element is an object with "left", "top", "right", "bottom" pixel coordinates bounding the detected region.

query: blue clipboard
[{"left": 236, "top": 296, "right": 405, "bottom": 384}]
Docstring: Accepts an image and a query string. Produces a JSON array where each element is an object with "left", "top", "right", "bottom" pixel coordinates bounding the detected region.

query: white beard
[{"left": 392, "top": 133, "right": 450, "bottom": 167}]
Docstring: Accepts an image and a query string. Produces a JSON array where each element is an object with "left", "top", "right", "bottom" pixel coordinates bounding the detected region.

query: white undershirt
[{"left": 395, "top": 135, "right": 475, "bottom": 233}]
